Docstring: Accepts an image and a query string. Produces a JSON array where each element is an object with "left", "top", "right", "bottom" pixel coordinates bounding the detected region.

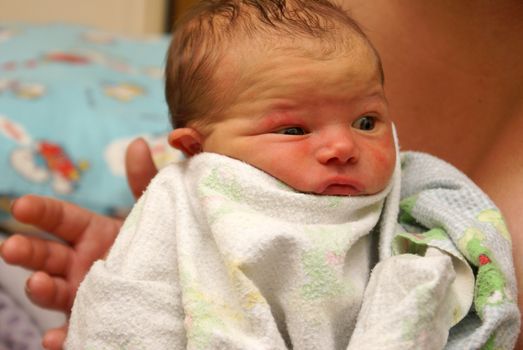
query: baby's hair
[{"left": 165, "top": 0, "right": 383, "bottom": 128}]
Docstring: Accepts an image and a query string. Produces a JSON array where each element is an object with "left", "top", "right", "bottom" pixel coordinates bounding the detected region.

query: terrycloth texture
[
  {"left": 387, "top": 152, "right": 519, "bottom": 350},
  {"left": 347, "top": 246, "right": 474, "bottom": 350},
  {"left": 350, "top": 152, "right": 520, "bottom": 350},
  {"left": 66, "top": 152, "right": 519, "bottom": 349},
  {"left": 67, "top": 152, "right": 395, "bottom": 349}
]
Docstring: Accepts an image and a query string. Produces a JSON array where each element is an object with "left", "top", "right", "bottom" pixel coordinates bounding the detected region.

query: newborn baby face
[{"left": 201, "top": 39, "right": 396, "bottom": 196}]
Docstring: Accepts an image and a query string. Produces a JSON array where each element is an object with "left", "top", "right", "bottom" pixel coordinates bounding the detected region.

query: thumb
[{"left": 125, "top": 138, "right": 158, "bottom": 199}]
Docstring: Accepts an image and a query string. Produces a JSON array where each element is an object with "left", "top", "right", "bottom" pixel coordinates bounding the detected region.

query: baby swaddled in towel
[
  {"left": 66, "top": 1, "right": 519, "bottom": 348},
  {"left": 66, "top": 152, "right": 519, "bottom": 350}
]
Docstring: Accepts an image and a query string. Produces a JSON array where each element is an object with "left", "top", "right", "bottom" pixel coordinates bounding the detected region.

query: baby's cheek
[
  {"left": 257, "top": 143, "right": 314, "bottom": 191},
  {"left": 369, "top": 144, "right": 396, "bottom": 186}
]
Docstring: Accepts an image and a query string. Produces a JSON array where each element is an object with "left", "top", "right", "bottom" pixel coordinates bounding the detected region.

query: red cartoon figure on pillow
[{"left": 0, "top": 115, "right": 88, "bottom": 194}]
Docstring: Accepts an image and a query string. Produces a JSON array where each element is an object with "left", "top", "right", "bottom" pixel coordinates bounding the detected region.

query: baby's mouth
[{"left": 320, "top": 184, "right": 362, "bottom": 196}]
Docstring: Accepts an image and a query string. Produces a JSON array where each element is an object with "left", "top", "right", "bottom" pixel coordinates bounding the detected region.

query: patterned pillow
[{"left": 0, "top": 23, "right": 181, "bottom": 231}]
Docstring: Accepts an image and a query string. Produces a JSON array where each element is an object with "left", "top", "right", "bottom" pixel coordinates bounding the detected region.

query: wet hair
[{"left": 165, "top": 0, "right": 383, "bottom": 128}]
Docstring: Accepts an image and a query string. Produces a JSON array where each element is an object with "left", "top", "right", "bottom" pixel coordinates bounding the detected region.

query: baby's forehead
[
  {"left": 219, "top": 36, "right": 382, "bottom": 91},
  {"left": 235, "top": 22, "right": 370, "bottom": 56}
]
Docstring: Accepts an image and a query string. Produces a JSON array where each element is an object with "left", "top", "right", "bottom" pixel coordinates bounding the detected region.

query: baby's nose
[{"left": 315, "top": 129, "right": 360, "bottom": 165}]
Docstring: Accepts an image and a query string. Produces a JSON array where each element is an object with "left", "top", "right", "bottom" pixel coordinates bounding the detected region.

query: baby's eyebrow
[
  {"left": 267, "top": 99, "right": 301, "bottom": 111},
  {"left": 257, "top": 110, "right": 303, "bottom": 130}
]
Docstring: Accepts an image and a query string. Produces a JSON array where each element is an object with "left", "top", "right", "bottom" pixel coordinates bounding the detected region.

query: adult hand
[
  {"left": 0, "top": 138, "right": 158, "bottom": 349},
  {"left": 1, "top": 195, "right": 123, "bottom": 349}
]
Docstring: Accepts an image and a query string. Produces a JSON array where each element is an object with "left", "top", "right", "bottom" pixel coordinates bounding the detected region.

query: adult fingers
[
  {"left": 1, "top": 234, "right": 72, "bottom": 276},
  {"left": 11, "top": 195, "right": 94, "bottom": 244},
  {"left": 0, "top": 234, "right": 31, "bottom": 264},
  {"left": 42, "top": 325, "right": 67, "bottom": 350},
  {"left": 26, "top": 271, "right": 72, "bottom": 312},
  {"left": 125, "top": 137, "right": 158, "bottom": 199}
]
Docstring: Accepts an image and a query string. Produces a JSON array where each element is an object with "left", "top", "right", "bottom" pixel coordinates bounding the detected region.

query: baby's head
[{"left": 166, "top": 0, "right": 396, "bottom": 196}]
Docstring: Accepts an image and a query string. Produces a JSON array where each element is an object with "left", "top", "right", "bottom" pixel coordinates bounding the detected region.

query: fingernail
[
  {"left": 9, "top": 198, "right": 18, "bottom": 213},
  {"left": 24, "top": 280, "right": 31, "bottom": 295}
]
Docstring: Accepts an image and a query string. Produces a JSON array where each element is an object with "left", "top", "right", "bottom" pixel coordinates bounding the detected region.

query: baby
[{"left": 66, "top": 1, "right": 519, "bottom": 349}]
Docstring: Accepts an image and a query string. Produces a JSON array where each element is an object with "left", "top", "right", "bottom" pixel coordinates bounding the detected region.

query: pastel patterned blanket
[
  {"left": 359, "top": 152, "right": 519, "bottom": 350},
  {"left": 66, "top": 152, "right": 519, "bottom": 350}
]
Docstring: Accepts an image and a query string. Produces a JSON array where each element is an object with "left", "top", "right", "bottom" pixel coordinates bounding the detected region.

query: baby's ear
[{"left": 168, "top": 128, "right": 203, "bottom": 157}]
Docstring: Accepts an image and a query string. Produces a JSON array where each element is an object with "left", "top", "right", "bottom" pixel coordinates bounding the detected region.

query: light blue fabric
[
  {"left": 393, "top": 152, "right": 520, "bottom": 350},
  {"left": 0, "top": 23, "right": 172, "bottom": 225}
]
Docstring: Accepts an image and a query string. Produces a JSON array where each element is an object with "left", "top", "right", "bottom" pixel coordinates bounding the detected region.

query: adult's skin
[{"left": 1, "top": 1, "right": 523, "bottom": 349}]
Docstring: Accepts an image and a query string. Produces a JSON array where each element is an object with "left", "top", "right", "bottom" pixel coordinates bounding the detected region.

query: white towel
[
  {"left": 66, "top": 152, "right": 398, "bottom": 349},
  {"left": 66, "top": 150, "right": 517, "bottom": 349}
]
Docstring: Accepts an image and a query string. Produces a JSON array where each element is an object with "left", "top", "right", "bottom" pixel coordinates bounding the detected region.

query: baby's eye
[
  {"left": 274, "top": 127, "right": 307, "bottom": 135},
  {"left": 352, "top": 116, "right": 376, "bottom": 131}
]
